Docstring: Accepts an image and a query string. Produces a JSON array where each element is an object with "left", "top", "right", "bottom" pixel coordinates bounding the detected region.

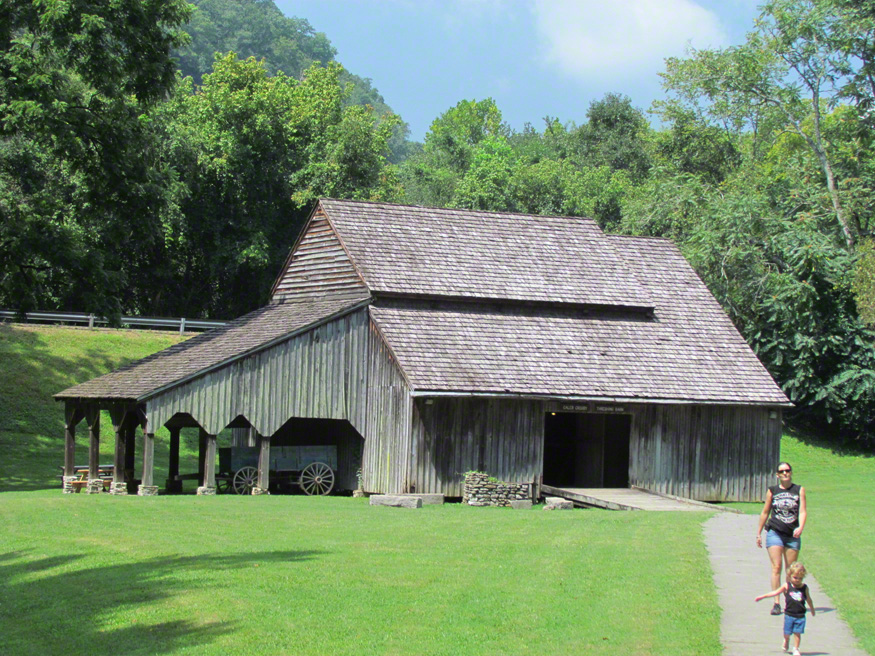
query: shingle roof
[
  {"left": 320, "top": 198, "right": 654, "bottom": 309},
  {"left": 55, "top": 296, "right": 369, "bottom": 401},
  {"left": 368, "top": 236, "right": 790, "bottom": 405}
]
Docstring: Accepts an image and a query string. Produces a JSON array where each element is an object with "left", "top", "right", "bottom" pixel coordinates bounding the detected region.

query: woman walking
[{"left": 755, "top": 461, "right": 807, "bottom": 615}]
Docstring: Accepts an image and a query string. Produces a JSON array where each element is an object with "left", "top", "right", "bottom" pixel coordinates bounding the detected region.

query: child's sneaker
[
  {"left": 781, "top": 638, "right": 789, "bottom": 652},
  {"left": 791, "top": 649, "right": 801, "bottom": 656}
]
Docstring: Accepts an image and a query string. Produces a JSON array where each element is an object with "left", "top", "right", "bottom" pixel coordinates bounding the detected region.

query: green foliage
[
  {"left": 0, "top": 0, "right": 191, "bottom": 318},
  {"left": 852, "top": 238, "right": 875, "bottom": 325},
  {"left": 175, "top": 0, "right": 334, "bottom": 85},
  {"left": 150, "top": 56, "right": 397, "bottom": 318},
  {"left": 173, "top": 0, "right": 410, "bottom": 160},
  {"left": 572, "top": 93, "right": 651, "bottom": 180}
]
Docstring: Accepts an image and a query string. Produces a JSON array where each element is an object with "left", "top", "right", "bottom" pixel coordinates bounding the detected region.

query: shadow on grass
[{"left": 0, "top": 548, "right": 322, "bottom": 656}]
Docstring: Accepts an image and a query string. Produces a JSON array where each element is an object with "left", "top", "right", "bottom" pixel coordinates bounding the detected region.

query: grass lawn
[
  {"left": 1, "top": 492, "right": 720, "bottom": 656},
  {"left": 1, "top": 322, "right": 873, "bottom": 655}
]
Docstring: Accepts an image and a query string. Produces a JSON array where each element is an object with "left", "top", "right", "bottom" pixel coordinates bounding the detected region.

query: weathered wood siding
[
  {"left": 272, "top": 209, "right": 368, "bottom": 302},
  {"left": 359, "top": 320, "right": 412, "bottom": 494},
  {"left": 629, "top": 404, "right": 781, "bottom": 502},
  {"left": 408, "top": 397, "right": 544, "bottom": 497},
  {"left": 145, "top": 308, "right": 372, "bottom": 436},
  {"left": 144, "top": 306, "right": 413, "bottom": 494}
]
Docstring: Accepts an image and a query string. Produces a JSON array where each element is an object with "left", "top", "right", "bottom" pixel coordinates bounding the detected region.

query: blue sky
[{"left": 275, "top": 0, "right": 763, "bottom": 142}]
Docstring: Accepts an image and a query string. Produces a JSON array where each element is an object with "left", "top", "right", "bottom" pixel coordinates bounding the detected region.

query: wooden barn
[{"left": 55, "top": 199, "right": 791, "bottom": 501}]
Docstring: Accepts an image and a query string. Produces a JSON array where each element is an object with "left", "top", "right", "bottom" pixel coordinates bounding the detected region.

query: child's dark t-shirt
[{"left": 784, "top": 582, "right": 808, "bottom": 618}]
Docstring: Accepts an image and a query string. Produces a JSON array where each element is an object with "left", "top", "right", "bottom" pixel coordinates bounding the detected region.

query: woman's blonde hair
[{"left": 787, "top": 562, "right": 806, "bottom": 578}]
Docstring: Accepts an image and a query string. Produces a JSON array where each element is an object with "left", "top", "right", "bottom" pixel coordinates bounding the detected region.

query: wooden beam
[
  {"left": 108, "top": 405, "right": 128, "bottom": 489},
  {"left": 197, "top": 434, "right": 217, "bottom": 495},
  {"left": 63, "top": 402, "right": 84, "bottom": 478},
  {"left": 138, "top": 430, "right": 158, "bottom": 495},
  {"left": 123, "top": 418, "right": 136, "bottom": 487},
  {"left": 256, "top": 433, "right": 271, "bottom": 494},
  {"left": 198, "top": 428, "right": 207, "bottom": 487},
  {"left": 166, "top": 426, "right": 181, "bottom": 494},
  {"left": 85, "top": 405, "right": 100, "bottom": 493}
]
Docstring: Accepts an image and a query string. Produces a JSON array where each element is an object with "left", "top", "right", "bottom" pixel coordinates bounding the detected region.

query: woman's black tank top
[{"left": 767, "top": 483, "right": 801, "bottom": 536}]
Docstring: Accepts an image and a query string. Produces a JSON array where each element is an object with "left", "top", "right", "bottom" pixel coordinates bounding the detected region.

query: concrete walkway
[{"left": 704, "top": 512, "right": 868, "bottom": 655}]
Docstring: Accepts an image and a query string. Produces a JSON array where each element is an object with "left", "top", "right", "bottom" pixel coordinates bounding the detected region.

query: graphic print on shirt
[{"left": 772, "top": 488, "right": 799, "bottom": 528}]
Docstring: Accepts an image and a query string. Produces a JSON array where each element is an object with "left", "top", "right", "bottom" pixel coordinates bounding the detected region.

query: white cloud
[{"left": 533, "top": 0, "right": 729, "bottom": 82}]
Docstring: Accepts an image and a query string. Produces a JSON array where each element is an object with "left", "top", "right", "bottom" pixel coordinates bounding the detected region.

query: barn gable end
[{"left": 271, "top": 207, "right": 368, "bottom": 303}]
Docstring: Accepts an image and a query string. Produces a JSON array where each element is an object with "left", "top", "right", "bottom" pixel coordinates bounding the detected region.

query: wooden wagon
[{"left": 216, "top": 445, "right": 337, "bottom": 495}]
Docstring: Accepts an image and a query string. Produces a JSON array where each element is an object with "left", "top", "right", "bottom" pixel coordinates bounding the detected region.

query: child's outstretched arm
[
  {"left": 754, "top": 584, "right": 786, "bottom": 602},
  {"left": 805, "top": 587, "right": 815, "bottom": 616}
]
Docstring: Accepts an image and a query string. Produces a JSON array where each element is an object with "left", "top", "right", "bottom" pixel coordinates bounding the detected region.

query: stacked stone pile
[{"left": 463, "top": 472, "right": 531, "bottom": 507}]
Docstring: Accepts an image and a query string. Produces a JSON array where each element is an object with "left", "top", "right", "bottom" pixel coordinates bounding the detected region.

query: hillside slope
[{"left": 0, "top": 323, "right": 189, "bottom": 491}]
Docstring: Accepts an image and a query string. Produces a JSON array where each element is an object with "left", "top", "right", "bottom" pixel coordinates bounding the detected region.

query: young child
[{"left": 755, "top": 562, "right": 815, "bottom": 655}]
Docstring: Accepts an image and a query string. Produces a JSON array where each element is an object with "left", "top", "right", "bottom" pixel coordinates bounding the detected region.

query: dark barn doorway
[{"left": 543, "top": 412, "right": 631, "bottom": 487}]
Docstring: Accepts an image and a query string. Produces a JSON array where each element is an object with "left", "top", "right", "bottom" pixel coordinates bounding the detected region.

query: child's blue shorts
[{"left": 784, "top": 614, "right": 806, "bottom": 635}]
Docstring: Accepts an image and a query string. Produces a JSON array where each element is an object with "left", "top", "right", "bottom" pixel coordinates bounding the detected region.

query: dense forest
[{"left": 2, "top": 0, "right": 875, "bottom": 446}]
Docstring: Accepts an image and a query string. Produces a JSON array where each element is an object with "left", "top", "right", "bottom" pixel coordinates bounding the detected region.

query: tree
[
  {"left": 151, "top": 56, "right": 398, "bottom": 318},
  {"left": 399, "top": 98, "right": 508, "bottom": 207},
  {"left": 174, "top": 0, "right": 334, "bottom": 85},
  {"left": 0, "top": 0, "right": 191, "bottom": 316},
  {"left": 660, "top": 0, "right": 865, "bottom": 250},
  {"left": 573, "top": 93, "right": 651, "bottom": 180}
]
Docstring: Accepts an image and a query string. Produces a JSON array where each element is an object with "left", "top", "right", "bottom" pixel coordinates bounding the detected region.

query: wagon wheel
[
  {"left": 215, "top": 477, "right": 232, "bottom": 494},
  {"left": 232, "top": 466, "right": 259, "bottom": 495},
  {"left": 299, "top": 462, "right": 334, "bottom": 496}
]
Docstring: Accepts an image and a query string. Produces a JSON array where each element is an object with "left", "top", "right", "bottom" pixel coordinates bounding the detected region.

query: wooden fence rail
[{"left": 0, "top": 309, "right": 227, "bottom": 334}]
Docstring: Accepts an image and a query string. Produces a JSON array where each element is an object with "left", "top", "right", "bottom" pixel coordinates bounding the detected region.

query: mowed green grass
[
  {"left": 1, "top": 493, "right": 720, "bottom": 656},
  {"left": 1, "top": 322, "right": 874, "bottom": 655}
]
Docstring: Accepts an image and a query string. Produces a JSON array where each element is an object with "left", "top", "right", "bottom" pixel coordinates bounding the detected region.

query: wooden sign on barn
[{"left": 56, "top": 199, "right": 790, "bottom": 501}]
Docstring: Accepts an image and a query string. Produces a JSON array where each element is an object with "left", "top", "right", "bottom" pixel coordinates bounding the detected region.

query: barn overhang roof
[{"left": 54, "top": 296, "right": 370, "bottom": 403}]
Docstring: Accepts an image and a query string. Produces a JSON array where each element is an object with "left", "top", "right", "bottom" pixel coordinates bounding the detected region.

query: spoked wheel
[
  {"left": 215, "top": 477, "right": 232, "bottom": 494},
  {"left": 299, "top": 462, "right": 334, "bottom": 496},
  {"left": 232, "top": 466, "right": 259, "bottom": 495}
]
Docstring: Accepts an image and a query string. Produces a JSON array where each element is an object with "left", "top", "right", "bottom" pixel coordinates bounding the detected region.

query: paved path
[{"left": 704, "top": 512, "right": 868, "bottom": 656}]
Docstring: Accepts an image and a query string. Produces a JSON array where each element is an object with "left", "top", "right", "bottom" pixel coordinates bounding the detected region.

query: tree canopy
[{"left": 3, "top": 0, "right": 875, "bottom": 445}]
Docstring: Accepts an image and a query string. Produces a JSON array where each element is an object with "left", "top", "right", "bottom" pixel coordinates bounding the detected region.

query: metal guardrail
[{"left": 0, "top": 309, "right": 227, "bottom": 334}]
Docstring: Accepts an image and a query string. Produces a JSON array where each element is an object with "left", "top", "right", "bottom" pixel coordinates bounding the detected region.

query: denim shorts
[
  {"left": 766, "top": 529, "right": 801, "bottom": 550},
  {"left": 784, "top": 614, "right": 806, "bottom": 635}
]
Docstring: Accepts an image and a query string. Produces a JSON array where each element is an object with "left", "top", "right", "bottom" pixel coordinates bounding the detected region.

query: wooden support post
[
  {"left": 198, "top": 428, "right": 207, "bottom": 487},
  {"left": 255, "top": 433, "right": 271, "bottom": 495},
  {"left": 197, "top": 433, "right": 217, "bottom": 495},
  {"left": 108, "top": 406, "right": 128, "bottom": 495},
  {"left": 138, "top": 431, "right": 158, "bottom": 496},
  {"left": 166, "top": 426, "right": 182, "bottom": 494},
  {"left": 62, "top": 403, "right": 83, "bottom": 493},
  {"left": 85, "top": 405, "right": 102, "bottom": 494},
  {"left": 124, "top": 419, "right": 137, "bottom": 493}
]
